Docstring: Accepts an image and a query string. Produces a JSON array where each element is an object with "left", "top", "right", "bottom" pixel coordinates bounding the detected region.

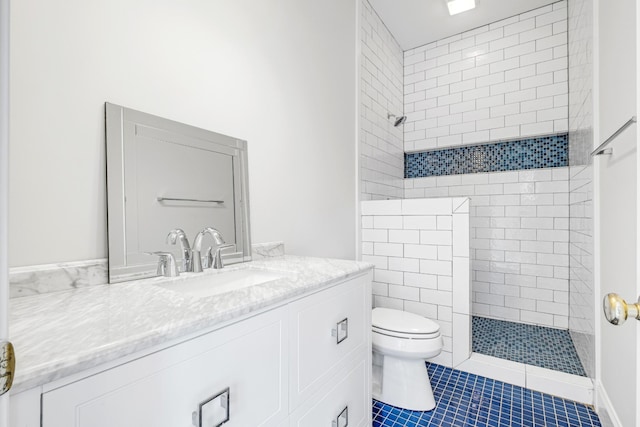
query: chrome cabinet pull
[
  {"left": 603, "top": 293, "right": 640, "bottom": 325},
  {"left": 331, "top": 318, "right": 349, "bottom": 344},
  {"left": 193, "top": 387, "right": 230, "bottom": 427},
  {"left": 332, "top": 406, "right": 348, "bottom": 427}
]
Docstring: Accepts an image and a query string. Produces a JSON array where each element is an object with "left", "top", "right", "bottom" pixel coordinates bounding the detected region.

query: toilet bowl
[{"left": 372, "top": 307, "right": 443, "bottom": 411}]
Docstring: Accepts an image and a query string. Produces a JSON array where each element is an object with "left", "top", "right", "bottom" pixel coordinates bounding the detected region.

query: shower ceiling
[{"left": 368, "top": 0, "right": 558, "bottom": 50}]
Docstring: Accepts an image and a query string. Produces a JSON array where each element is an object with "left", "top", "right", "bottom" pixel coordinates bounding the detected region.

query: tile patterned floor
[
  {"left": 372, "top": 364, "right": 602, "bottom": 427},
  {"left": 472, "top": 316, "right": 587, "bottom": 376}
]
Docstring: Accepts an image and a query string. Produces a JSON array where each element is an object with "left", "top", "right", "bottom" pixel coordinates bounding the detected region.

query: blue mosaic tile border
[
  {"left": 405, "top": 134, "right": 568, "bottom": 178},
  {"left": 372, "top": 363, "right": 601, "bottom": 427}
]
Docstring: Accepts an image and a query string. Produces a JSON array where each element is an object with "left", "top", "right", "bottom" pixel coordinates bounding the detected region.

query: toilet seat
[
  {"left": 372, "top": 326, "right": 439, "bottom": 340},
  {"left": 372, "top": 308, "right": 440, "bottom": 339}
]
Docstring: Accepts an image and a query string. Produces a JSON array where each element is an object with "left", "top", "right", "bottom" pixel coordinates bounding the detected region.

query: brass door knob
[
  {"left": 0, "top": 341, "right": 15, "bottom": 396},
  {"left": 603, "top": 293, "right": 640, "bottom": 325}
]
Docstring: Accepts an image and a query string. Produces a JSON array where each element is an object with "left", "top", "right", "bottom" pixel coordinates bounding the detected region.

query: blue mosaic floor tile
[
  {"left": 372, "top": 364, "right": 601, "bottom": 427},
  {"left": 472, "top": 316, "right": 587, "bottom": 376}
]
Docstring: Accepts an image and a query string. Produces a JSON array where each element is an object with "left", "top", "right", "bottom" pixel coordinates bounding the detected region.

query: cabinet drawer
[
  {"left": 289, "top": 274, "right": 369, "bottom": 408},
  {"left": 289, "top": 359, "right": 368, "bottom": 427},
  {"left": 42, "top": 307, "right": 288, "bottom": 427}
]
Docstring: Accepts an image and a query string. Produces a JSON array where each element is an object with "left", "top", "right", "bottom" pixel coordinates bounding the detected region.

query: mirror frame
[{"left": 105, "top": 103, "right": 252, "bottom": 283}]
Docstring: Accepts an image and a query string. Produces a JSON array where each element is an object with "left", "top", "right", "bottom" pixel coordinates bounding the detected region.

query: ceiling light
[{"left": 447, "top": 0, "right": 476, "bottom": 15}]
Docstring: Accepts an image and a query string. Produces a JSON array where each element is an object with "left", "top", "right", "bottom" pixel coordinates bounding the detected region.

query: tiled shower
[{"left": 360, "top": 0, "right": 594, "bottom": 384}]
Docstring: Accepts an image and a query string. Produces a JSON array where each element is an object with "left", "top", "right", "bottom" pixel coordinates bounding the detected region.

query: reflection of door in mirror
[{"left": 106, "top": 104, "right": 251, "bottom": 283}]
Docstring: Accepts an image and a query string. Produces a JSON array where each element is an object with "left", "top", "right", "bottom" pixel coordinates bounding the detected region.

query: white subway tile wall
[
  {"left": 405, "top": 167, "right": 569, "bottom": 329},
  {"left": 360, "top": 0, "right": 404, "bottom": 200},
  {"left": 362, "top": 198, "right": 471, "bottom": 368},
  {"left": 567, "top": 0, "right": 594, "bottom": 378},
  {"left": 403, "top": 1, "right": 569, "bottom": 152}
]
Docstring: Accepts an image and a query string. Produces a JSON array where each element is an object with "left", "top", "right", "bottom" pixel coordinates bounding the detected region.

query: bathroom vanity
[
  {"left": 9, "top": 256, "right": 372, "bottom": 426},
  {"left": 7, "top": 105, "right": 372, "bottom": 426}
]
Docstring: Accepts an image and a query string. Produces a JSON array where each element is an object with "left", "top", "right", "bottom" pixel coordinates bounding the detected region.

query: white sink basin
[{"left": 156, "top": 268, "right": 287, "bottom": 298}]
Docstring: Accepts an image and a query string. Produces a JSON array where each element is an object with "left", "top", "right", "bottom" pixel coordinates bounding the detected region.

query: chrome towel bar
[
  {"left": 591, "top": 116, "right": 637, "bottom": 156},
  {"left": 157, "top": 197, "right": 224, "bottom": 204}
]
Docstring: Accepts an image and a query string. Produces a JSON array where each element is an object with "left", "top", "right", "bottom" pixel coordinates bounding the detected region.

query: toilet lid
[{"left": 372, "top": 307, "right": 440, "bottom": 335}]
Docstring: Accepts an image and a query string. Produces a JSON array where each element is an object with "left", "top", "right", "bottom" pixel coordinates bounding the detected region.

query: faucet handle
[
  {"left": 209, "top": 244, "right": 235, "bottom": 270},
  {"left": 204, "top": 247, "right": 214, "bottom": 269},
  {"left": 146, "top": 252, "right": 180, "bottom": 277},
  {"left": 203, "top": 245, "right": 231, "bottom": 269}
]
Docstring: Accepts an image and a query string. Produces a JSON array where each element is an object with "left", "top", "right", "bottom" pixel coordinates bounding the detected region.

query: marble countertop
[{"left": 9, "top": 255, "right": 372, "bottom": 393}]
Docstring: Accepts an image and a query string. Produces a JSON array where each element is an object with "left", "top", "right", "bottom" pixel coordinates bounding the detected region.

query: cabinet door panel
[
  {"left": 289, "top": 274, "right": 368, "bottom": 408},
  {"left": 42, "top": 308, "right": 287, "bottom": 427},
  {"left": 289, "top": 360, "right": 368, "bottom": 427}
]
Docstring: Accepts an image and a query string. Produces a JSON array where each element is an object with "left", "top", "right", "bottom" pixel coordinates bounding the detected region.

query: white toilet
[{"left": 371, "top": 307, "right": 443, "bottom": 411}]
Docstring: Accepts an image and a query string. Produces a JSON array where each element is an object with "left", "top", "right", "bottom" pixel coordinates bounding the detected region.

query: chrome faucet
[
  {"left": 166, "top": 228, "right": 192, "bottom": 273},
  {"left": 165, "top": 227, "right": 232, "bottom": 273},
  {"left": 193, "top": 227, "right": 231, "bottom": 270}
]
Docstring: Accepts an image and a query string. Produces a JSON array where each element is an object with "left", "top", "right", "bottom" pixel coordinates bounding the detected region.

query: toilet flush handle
[{"left": 603, "top": 293, "right": 640, "bottom": 325}]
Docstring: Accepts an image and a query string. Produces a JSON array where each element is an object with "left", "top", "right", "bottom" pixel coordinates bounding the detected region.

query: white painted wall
[
  {"left": 597, "top": 0, "right": 638, "bottom": 425},
  {"left": 9, "top": 0, "right": 358, "bottom": 267},
  {"left": 360, "top": 0, "right": 404, "bottom": 200},
  {"left": 403, "top": 1, "right": 568, "bottom": 152}
]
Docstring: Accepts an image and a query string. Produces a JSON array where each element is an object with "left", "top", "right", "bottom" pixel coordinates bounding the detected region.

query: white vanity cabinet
[
  {"left": 18, "top": 271, "right": 372, "bottom": 427},
  {"left": 289, "top": 359, "right": 368, "bottom": 427},
  {"left": 42, "top": 306, "right": 289, "bottom": 427},
  {"left": 289, "top": 272, "right": 369, "bottom": 409}
]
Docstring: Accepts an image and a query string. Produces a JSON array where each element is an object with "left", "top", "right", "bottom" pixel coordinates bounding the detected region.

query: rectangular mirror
[{"left": 105, "top": 103, "right": 251, "bottom": 283}]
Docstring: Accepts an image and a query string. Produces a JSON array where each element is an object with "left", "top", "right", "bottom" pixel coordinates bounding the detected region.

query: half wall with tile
[{"left": 361, "top": 197, "right": 471, "bottom": 368}]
